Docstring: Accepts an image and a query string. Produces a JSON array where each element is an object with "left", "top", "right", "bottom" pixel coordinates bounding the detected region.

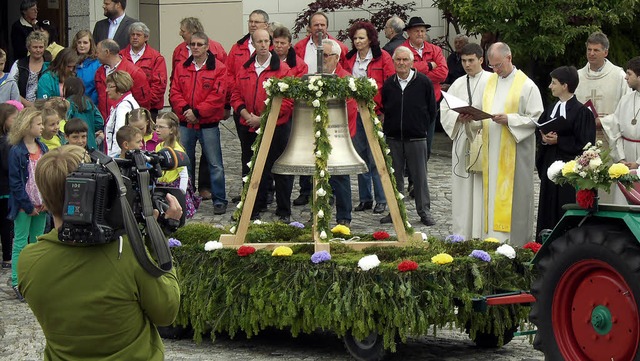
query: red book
[{"left": 584, "top": 99, "right": 599, "bottom": 119}]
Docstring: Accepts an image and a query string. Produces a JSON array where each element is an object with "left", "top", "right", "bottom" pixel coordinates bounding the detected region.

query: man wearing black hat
[{"left": 400, "top": 16, "right": 448, "bottom": 159}]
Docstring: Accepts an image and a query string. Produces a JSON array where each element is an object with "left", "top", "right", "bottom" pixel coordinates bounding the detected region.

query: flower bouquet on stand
[{"left": 547, "top": 141, "right": 639, "bottom": 211}]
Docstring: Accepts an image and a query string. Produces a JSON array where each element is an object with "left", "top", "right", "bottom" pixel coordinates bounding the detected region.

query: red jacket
[
  {"left": 120, "top": 44, "right": 167, "bottom": 110},
  {"left": 400, "top": 39, "right": 448, "bottom": 101},
  {"left": 334, "top": 64, "right": 358, "bottom": 138},
  {"left": 95, "top": 57, "right": 151, "bottom": 120},
  {"left": 343, "top": 45, "right": 395, "bottom": 113},
  {"left": 169, "top": 51, "right": 227, "bottom": 129},
  {"left": 171, "top": 39, "right": 227, "bottom": 82},
  {"left": 283, "top": 47, "right": 308, "bottom": 78},
  {"left": 293, "top": 34, "right": 349, "bottom": 70},
  {"left": 230, "top": 51, "right": 293, "bottom": 131}
]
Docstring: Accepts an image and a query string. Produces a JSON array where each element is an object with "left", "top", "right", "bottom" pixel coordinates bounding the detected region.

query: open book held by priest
[{"left": 441, "top": 91, "right": 493, "bottom": 121}]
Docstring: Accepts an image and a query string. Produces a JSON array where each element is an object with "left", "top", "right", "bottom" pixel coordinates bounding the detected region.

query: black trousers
[
  {"left": 0, "top": 198, "right": 13, "bottom": 262},
  {"left": 253, "top": 121, "right": 293, "bottom": 217}
]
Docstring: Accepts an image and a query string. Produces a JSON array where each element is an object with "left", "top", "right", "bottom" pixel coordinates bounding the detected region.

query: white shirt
[
  {"left": 410, "top": 42, "right": 424, "bottom": 57},
  {"left": 248, "top": 38, "right": 255, "bottom": 56},
  {"left": 398, "top": 69, "right": 415, "bottom": 91},
  {"left": 193, "top": 56, "right": 208, "bottom": 71},
  {"left": 104, "top": 59, "right": 122, "bottom": 76},
  {"left": 304, "top": 37, "right": 322, "bottom": 74},
  {"left": 108, "top": 13, "right": 126, "bottom": 40},
  {"left": 130, "top": 45, "right": 146, "bottom": 64},
  {"left": 255, "top": 53, "right": 271, "bottom": 77},
  {"left": 352, "top": 49, "right": 373, "bottom": 78},
  {"left": 550, "top": 96, "right": 572, "bottom": 119}
]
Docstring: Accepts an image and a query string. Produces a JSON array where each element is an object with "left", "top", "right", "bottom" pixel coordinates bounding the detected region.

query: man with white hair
[
  {"left": 380, "top": 46, "right": 437, "bottom": 226},
  {"left": 468, "top": 42, "right": 543, "bottom": 246},
  {"left": 120, "top": 22, "right": 167, "bottom": 118},
  {"left": 382, "top": 16, "right": 406, "bottom": 55}
]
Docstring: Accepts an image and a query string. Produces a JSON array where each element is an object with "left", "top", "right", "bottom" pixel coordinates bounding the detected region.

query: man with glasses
[
  {"left": 226, "top": 9, "right": 270, "bottom": 203},
  {"left": 170, "top": 32, "right": 229, "bottom": 215},
  {"left": 469, "top": 42, "right": 543, "bottom": 246}
]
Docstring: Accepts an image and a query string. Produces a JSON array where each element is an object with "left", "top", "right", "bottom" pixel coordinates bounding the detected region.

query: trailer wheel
[
  {"left": 530, "top": 225, "right": 640, "bottom": 361},
  {"left": 343, "top": 331, "right": 387, "bottom": 361}
]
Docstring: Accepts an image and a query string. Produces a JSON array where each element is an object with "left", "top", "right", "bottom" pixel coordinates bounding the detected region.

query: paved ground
[{"left": 0, "top": 119, "right": 544, "bottom": 360}]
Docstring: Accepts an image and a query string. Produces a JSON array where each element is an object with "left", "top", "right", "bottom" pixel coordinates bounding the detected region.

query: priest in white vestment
[
  {"left": 470, "top": 42, "right": 543, "bottom": 246},
  {"left": 602, "top": 56, "right": 640, "bottom": 204},
  {"left": 440, "top": 43, "right": 491, "bottom": 239},
  {"left": 574, "top": 32, "right": 630, "bottom": 204}
]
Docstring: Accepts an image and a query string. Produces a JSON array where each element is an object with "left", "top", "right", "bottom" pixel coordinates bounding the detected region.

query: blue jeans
[
  {"left": 353, "top": 114, "right": 385, "bottom": 204},
  {"left": 180, "top": 125, "right": 227, "bottom": 205},
  {"left": 329, "top": 175, "right": 351, "bottom": 222}
]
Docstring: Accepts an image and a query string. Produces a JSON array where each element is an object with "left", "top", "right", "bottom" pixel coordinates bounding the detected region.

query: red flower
[
  {"left": 523, "top": 242, "right": 542, "bottom": 254},
  {"left": 373, "top": 231, "right": 390, "bottom": 240},
  {"left": 397, "top": 260, "right": 419, "bottom": 272},
  {"left": 576, "top": 189, "right": 595, "bottom": 209},
  {"left": 237, "top": 245, "right": 256, "bottom": 257}
]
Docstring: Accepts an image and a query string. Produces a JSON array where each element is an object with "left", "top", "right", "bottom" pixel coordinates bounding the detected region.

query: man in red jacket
[
  {"left": 400, "top": 16, "right": 448, "bottom": 158},
  {"left": 226, "top": 9, "right": 270, "bottom": 203},
  {"left": 230, "top": 29, "right": 294, "bottom": 222},
  {"left": 293, "top": 11, "right": 349, "bottom": 73},
  {"left": 169, "top": 31, "right": 228, "bottom": 215},
  {"left": 95, "top": 39, "right": 151, "bottom": 120},
  {"left": 119, "top": 22, "right": 167, "bottom": 118}
]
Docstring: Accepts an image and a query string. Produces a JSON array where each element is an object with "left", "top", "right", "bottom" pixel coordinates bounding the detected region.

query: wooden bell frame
[{"left": 219, "top": 97, "right": 419, "bottom": 252}]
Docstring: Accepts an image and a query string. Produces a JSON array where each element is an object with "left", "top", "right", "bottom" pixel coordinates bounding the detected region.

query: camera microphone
[{"left": 155, "top": 148, "right": 190, "bottom": 170}]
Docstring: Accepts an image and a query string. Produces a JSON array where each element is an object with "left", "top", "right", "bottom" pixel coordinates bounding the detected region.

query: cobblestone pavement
[{"left": 0, "top": 119, "right": 544, "bottom": 360}]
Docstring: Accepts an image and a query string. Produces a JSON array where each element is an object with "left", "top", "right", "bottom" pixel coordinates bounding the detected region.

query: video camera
[{"left": 58, "top": 148, "right": 190, "bottom": 277}]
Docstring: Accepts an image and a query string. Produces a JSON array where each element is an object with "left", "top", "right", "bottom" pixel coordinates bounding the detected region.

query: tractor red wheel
[
  {"left": 552, "top": 260, "right": 639, "bottom": 360},
  {"left": 530, "top": 225, "right": 640, "bottom": 361}
]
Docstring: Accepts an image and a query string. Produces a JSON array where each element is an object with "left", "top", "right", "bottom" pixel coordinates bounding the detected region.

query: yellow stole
[{"left": 481, "top": 70, "right": 527, "bottom": 233}]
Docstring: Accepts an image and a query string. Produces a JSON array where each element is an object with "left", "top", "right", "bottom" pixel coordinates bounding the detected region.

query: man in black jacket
[
  {"left": 380, "top": 46, "right": 436, "bottom": 226},
  {"left": 93, "top": 0, "right": 137, "bottom": 49}
]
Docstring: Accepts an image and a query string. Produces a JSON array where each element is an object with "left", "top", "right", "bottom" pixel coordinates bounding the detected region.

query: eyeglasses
[
  {"left": 487, "top": 62, "right": 503, "bottom": 69},
  {"left": 190, "top": 42, "right": 206, "bottom": 47}
]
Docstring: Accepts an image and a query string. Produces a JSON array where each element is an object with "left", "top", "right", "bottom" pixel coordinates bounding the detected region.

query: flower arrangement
[
  {"left": 484, "top": 237, "right": 500, "bottom": 243},
  {"left": 331, "top": 224, "right": 351, "bottom": 236},
  {"left": 469, "top": 250, "right": 491, "bottom": 262},
  {"left": 237, "top": 245, "right": 256, "bottom": 257},
  {"left": 523, "top": 242, "right": 542, "bottom": 254},
  {"left": 548, "top": 141, "right": 639, "bottom": 201},
  {"left": 431, "top": 253, "right": 454, "bottom": 265},
  {"left": 204, "top": 240, "right": 223, "bottom": 251},
  {"left": 358, "top": 254, "right": 381, "bottom": 271},
  {"left": 272, "top": 246, "right": 293, "bottom": 257},
  {"left": 311, "top": 250, "right": 332, "bottom": 264},
  {"left": 496, "top": 244, "right": 516, "bottom": 259},
  {"left": 445, "top": 234, "right": 465, "bottom": 243},
  {"left": 373, "top": 231, "right": 390, "bottom": 240},
  {"left": 231, "top": 75, "right": 413, "bottom": 241},
  {"left": 168, "top": 238, "right": 182, "bottom": 248},
  {"left": 397, "top": 260, "right": 419, "bottom": 272}
]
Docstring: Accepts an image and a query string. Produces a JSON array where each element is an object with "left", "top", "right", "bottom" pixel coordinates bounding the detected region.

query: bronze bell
[{"left": 272, "top": 97, "right": 368, "bottom": 175}]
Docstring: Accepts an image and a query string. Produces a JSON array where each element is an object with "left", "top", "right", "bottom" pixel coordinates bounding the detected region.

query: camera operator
[{"left": 17, "top": 144, "right": 182, "bottom": 360}]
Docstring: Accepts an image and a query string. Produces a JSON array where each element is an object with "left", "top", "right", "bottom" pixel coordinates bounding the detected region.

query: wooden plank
[
  {"left": 357, "top": 101, "right": 408, "bottom": 244},
  {"left": 220, "top": 97, "right": 283, "bottom": 247}
]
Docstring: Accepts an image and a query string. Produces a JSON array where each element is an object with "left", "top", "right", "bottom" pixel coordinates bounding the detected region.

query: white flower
[
  {"left": 317, "top": 80, "right": 324, "bottom": 87},
  {"left": 421, "top": 232, "right": 428, "bottom": 241},
  {"left": 315, "top": 150, "right": 322, "bottom": 158},
  {"left": 230, "top": 226, "right": 236, "bottom": 234},
  {"left": 349, "top": 83, "right": 357, "bottom": 92},
  {"left": 278, "top": 82, "right": 289, "bottom": 92},
  {"left": 406, "top": 221, "right": 412, "bottom": 228},
  {"left": 317, "top": 209, "right": 324, "bottom": 218},
  {"left": 319, "top": 170, "right": 325, "bottom": 177},
  {"left": 589, "top": 157, "right": 602, "bottom": 169},
  {"left": 265, "top": 88, "right": 271, "bottom": 96},
  {"left": 315, "top": 115, "right": 322, "bottom": 123},
  {"left": 251, "top": 144, "right": 257, "bottom": 151},
  {"left": 308, "top": 75, "right": 321, "bottom": 84},
  {"left": 242, "top": 176, "right": 249, "bottom": 183},
  {"left": 236, "top": 202, "right": 243, "bottom": 209},
  {"left": 316, "top": 90, "right": 323, "bottom": 97},
  {"left": 312, "top": 99, "right": 321, "bottom": 108},
  {"left": 374, "top": 117, "right": 381, "bottom": 125},
  {"left": 358, "top": 254, "right": 380, "bottom": 271},
  {"left": 546, "top": 160, "right": 565, "bottom": 183},
  {"left": 579, "top": 171, "right": 587, "bottom": 177},
  {"left": 496, "top": 244, "right": 516, "bottom": 259},
  {"left": 368, "top": 78, "right": 378, "bottom": 89},
  {"left": 315, "top": 130, "right": 321, "bottom": 138},
  {"left": 583, "top": 142, "right": 592, "bottom": 150},
  {"left": 247, "top": 161, "right": 253, "bottom": 168},
  {"left": 320, "top": 231, "right": 327, "bottom": 239},
  {"left": 253, "top": 219, "right": 262, "bottom": 225},
  {"left": 398, "top": 193, "right": 405, "bottom": 200},
  {"left": 255, "top": 127, "right": 262, "bottom": 135},
  {"left": 596, "top": 140, "right": 603, "bottom": 147},
  {"left": 263, "top": 78, "right": 273, "bottom": 88},
  {"left": 308, "top": 83, "right": 316, "bottom": 91},
  {"left": 377, "top": 131, "right": 384, "bottom": 138},
  {"left": 317, "top": 188, "right": 327, "bottom": 197},
  {"left": 385, "top": 148, "right": 391, "bottom": 155},
  {"left": 204, "top": 241, "right": 223, "bottom": 251},
  {"left": 390, "top": 167, "right": 395, "bottom": 173},
  {"left": 264, "top": 98, "right": 270, "bottom": 106}
]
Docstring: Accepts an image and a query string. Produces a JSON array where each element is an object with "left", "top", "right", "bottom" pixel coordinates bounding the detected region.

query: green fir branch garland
[{"left": 231, "top": 75, "right": 413, "bottom": 237}]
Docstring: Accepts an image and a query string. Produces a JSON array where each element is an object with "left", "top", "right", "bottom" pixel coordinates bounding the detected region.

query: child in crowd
[
  {"left": 155, "top": 112, "right": 200, "bottom": 218},
  {"left": 115, "top": 125, "right": 143, "bottom": 159},
  {"left": 7, "top": 108, "right": 48, "bottom": 301},
  {"left": 0, "top": 102, "right": 20, "bottom": 269},
  {"left": 44, "top": 97, "right": 69, "bottom": 131},
  {"left": 126, "top": 108, "right": 159, "bottom": 152},
  {"left": 64, "top": 77, "right": 104, "bottom": 149},
  {"left": 0, "top": 49, "right": 19, "bottom": 102},
  {"left": 63, "top": 118, "right": 89, "bottom": 149},
  {"left": 40, "top": 108, "right": 66, "bottom": 150}
]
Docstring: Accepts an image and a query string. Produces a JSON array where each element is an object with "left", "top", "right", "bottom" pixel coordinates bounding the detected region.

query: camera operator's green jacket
[{"left": 18, "top": 229, "right": 180, "bottom": 361}]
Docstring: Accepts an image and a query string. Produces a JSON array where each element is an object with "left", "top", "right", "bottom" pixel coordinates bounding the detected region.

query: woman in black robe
[{"left": 535, "top": 66, "right": 596, "bottom": 237}]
